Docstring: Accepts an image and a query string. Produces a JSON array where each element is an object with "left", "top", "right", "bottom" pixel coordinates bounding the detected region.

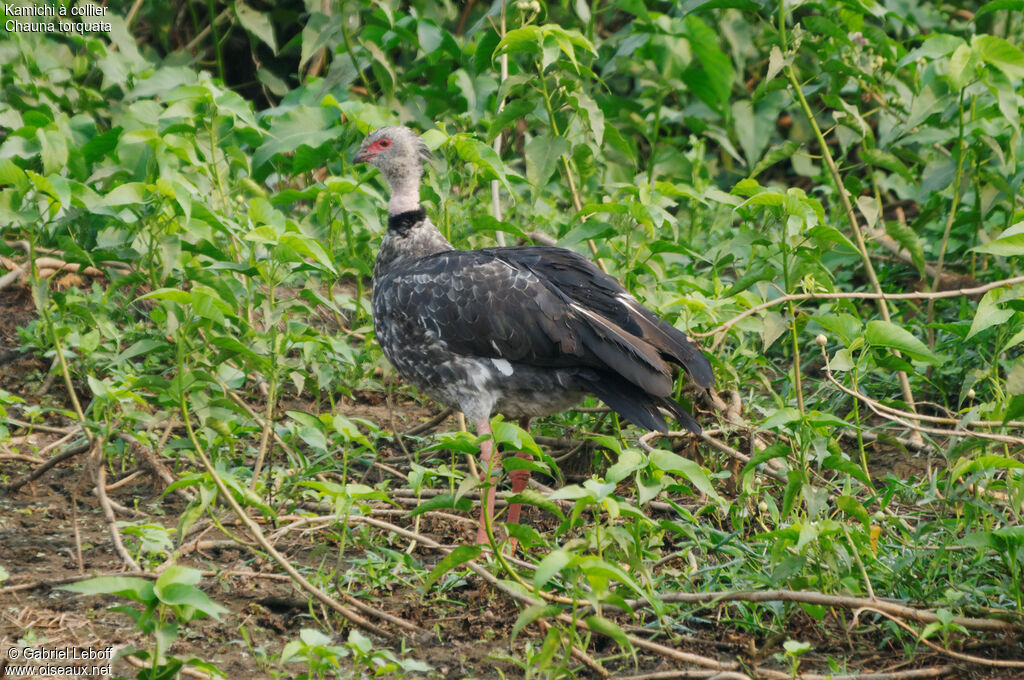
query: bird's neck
[
  {"left": 374, "top": 209, "right": 454, "bottom": 280},
  {"left": 386, "top": 173, "right": 421, "bottom": 214}
]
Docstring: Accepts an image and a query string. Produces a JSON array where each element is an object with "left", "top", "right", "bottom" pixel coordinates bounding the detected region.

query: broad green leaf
[
  {"left": 494, "top": 25, "right": 544, "bottom": 58},
  {"left": 279, "top": 233, "right": 338, "bottom": 274},
  {"left": 409, "top": 493, "right": 473, "bottom": 517},
  {"left": 975, "top": 35, "right": 1024, "bottom": 80},
  {"left": 511, "top": 604, "right": 563, "bottom": 641},
  {"left": 156, "top": 583, "right": 228, "bottom": 619},
  {"left": 417, "top": 20, "right": 443, "bottom": 53},
  {"left": 684, "top": 14, "right": 734, "bottom": 112},
  {"left": 137, "top": 288, "right": 192, "bottom": 305},
  {"left": 860, "top": 148, "right": 914, "bottom": 182},
  {"left": 525, "top": 134, "right": 569, "bottom": 188},
  {"left": 648, "top": 450, "right": 725, "bottom": 507},
  {"left": 605, "top": 449, "right": 643, "bottom": 484},
  {"left": 976, "top": 0, "right": 1024, "bottom": 18},
  {"left": 948, "top": 43, "right": 978, "bottom": 89},
  {"left": 760, "top": 406, "right": 802, "bottom": 430},
  {"left": 450, "top": 134, "right": 516, "bottom": 193},
  {"left": 508, "top": 488, "right": 565, "bottom": 521},
  {"left": 972, "top": 233, "right": 1024, "bottom": 257},
  {"left": 864, "top": 320, "right": 939, "bottom": 364},
  {"left": 885, "top": 219, "right": 926, "bottom": 276},
  {"left": 0, "top": 158, "right": 28, "bottom": 190},
  {"left": 572, "top": 92, "right": 605, "bottom": 145},
  {"left": 824, "top": 455, "right": 873, "bottom": 489},
  {"left": 59, "top": 576, "right": 155, "bottom": 604},
  {"left": 814, "top": 313, "right": 862, "bottom": 347},
  {"left": 235, "top": 3, "right": 277, "bottom": 53},
  {"left": 101, "top": 182, "right": 147, "bottom": 206},
  {"left": 585, "top": 615, "right": 632, "bottom": 654},
  {"left": 421, "top": 545, "right": 481, "bottom": 592},
  {"left": 967, "top": 289, "right": 1016, "bottom": 339},
  {"left": 835, "top": 495, "right": 870, "bottom": 527},
  {"left": 534, "top": 549, "right": 571, "bottom": 590},
  {"left": 740, "top": 441, "right": 789, "bottom": 479},
  {"left": 750, "top": 140, "right": 798, "bottom": 178},
  {"left": 253, "top": 106, "right": 335, "bottom": 168}
]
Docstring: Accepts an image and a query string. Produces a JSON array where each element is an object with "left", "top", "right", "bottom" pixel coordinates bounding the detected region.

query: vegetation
[{"left": 1, "top": 0, "right": 1023, "bottom": 677}]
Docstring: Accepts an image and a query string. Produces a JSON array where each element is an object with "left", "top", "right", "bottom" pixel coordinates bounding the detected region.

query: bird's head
[
  {"left": 354, "top": 126, "right": 432, "bottom": 175},
  {"left": 354, "top": 126, "right": 434, "bottom": 214}
]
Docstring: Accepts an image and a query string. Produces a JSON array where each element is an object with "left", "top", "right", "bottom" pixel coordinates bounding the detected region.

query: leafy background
[{"left": 1, "top": 0, "right": 1023, "bottom": 678}]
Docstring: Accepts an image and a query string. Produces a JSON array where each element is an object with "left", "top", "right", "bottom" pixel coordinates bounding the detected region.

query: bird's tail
[{"left": 578, "top": 373, "right": 702, "bottom": 435}]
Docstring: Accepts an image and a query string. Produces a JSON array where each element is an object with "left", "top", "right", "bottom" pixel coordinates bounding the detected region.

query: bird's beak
[{"left": 353, "top": 147, "right": 371, "bottom": 164}]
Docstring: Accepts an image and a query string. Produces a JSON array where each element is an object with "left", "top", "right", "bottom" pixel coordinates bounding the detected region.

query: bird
[{"left": 354, "top": 126, "right": 714, "bottom": 545}]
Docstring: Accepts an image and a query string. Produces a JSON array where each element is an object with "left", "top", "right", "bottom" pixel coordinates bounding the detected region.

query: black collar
[{"left": 387, "top": 206, "right": 426, "bottom": 234}]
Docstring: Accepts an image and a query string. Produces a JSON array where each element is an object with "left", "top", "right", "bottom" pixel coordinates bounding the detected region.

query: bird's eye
[{"left": 378, "top": 139, "right": 391, "bottom": 148}]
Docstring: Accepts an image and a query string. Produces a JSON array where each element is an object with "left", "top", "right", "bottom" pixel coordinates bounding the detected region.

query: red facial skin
[{"left": 353, "top": 137, "right": 392, "bottom": 163}]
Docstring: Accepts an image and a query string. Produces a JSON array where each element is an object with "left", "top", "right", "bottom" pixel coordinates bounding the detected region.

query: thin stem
[
  {"left": 206, "top": 0, "right": 225, "bottom": 82},
  {"left": 785, "top": 64, "right": 919, "bottom": 423},
  {"left": 925, "top": 90, "right": 968, "bottom": 348},
  {"left": 780, "top": 233, "right": 805, "bottom": 415},
  {"left": 491, "top": 1, "right": 508, "bottom": 246},
  {"left": 341, "top": 17, "right": 373, "bottom": 96},
  {"left": 536, "top": 62, "right": 607, "bottom": 272},
  {"left": 695, "top": 274, "right": 1024, "bottom": 342}
]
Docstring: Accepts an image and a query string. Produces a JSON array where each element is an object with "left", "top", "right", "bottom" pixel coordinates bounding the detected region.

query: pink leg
[
  {"left": 505, "top": 418, "right": 533, "bottom": 528},
  {"left": 475, "top": 418, "right": 498, "bottom": 544}
]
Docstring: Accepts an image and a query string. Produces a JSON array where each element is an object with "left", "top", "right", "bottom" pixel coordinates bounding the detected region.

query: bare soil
[{"left": 1, "top": 284, "right": 1021, "bottom": 679}]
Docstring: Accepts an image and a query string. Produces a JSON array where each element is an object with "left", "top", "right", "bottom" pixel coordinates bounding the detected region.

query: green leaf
[
  {"left": 409, "top": 493, "right": 473, "bottom": 517},
  {"left": 585, "top": 615, "right": 632, "bottom": 654},
  {"left": 101, "top": 182, "right": 147, "bottom": 206},
  {"left": 525, "top": 134, "right": 569, "bottom": 188},
  {"left": 137, "top": 288, "right": 192, "bottom": 304},
  {"left": 59, "top": 576, "right": 155, "bottom": 604},
  {"left": 235, "top": 3, "right": 277, "bottom": 53},
  {"left": 740, "top": 441, "right": 788, "bottom": 479},
  {"left": 417, "top": 20, "right": 443, "bottom": 53},
  {"left": 421, "top": 545, "right": 481, "bottom": 592},
  {"left": 534, "top": 549, "right": 571, "bottom": 590},
  {"left": 824, "top": 456, "right": 873, "bottom": 489},
  {"left": 860, "top": 148, "right": 914, "bottom": 182},
  {"left": 683, "top": 14, "right": 734, "bottom": 113},
  {"left": 605, "top": 449, "right": 643, "bottom": 484},
  {"left": 254, "top": 106, "right": 335, "bottom": 168},
  {"left": 156, "top": 583, "right": 228, "bottom": 620},
  {"left": 967, "top": 289, "right": 1016, "bottom": 339},
  {"left": 972, "top": 233, "right": 1024, "bottom": 256},
  {"left": 686, "top": 0, "right": 761, "bottom": 12},
  {"left": 494, "top": 25, "right": 545, "bottom": 59},
  {"left": 864, "top": 320, "right": 939, "bottom": 364},
  {"left": 572, "top": 92, "right": 605, "bottom": 145},
  {"left": 885, "top": 219, "right": 926, "bottom": 276},
  {"left": 976, "top": 0, "right": 1024, "bottom": 19},
  {"left": 760, "top": 406, "right": 802, "bottom": 430},
  {"left": 750, "top": 140, "right": 799, "bottom": 178},
  {"left": 450, "top": 134, "right": 517, "bottom": 193},
  {"left": 279, "top": 233, "right": 338, "bottom": 274},
  {"left": 722, "top": 262, "right": 774, "bottom": 297},
  {"left": 975, "top": 35, "right": 1024, "bottom": 80},
  {"left": 511, "top": 604, "right": 563, "bottom": 641},
  {"left": 508, "top": 488, "right": 566, "bottom": 521},
  {"left": 486, "top": 99, "right": 536, "bottom": 142},
  {"left": 948, "top": 43, "right": 978, "bottom": 90},
  {"left": 81, "top": 126, "right": 123, "bottom": 164},
  {"left": 0, "top": 158, "right": 28, "bottom": 190},
  {"left": 648, "top": 449, "right": 725, "bottom": 507}
]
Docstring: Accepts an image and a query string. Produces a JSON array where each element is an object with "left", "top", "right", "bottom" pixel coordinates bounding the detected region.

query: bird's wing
[
  {"left": 374, "top": 248, "right": 677, "bottom": 396},
  {"left": 489, "top": 246, "right": 714, "bottom": 390}
]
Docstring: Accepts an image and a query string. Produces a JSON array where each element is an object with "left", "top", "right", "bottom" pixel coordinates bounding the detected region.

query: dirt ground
[{"left": 1, "top": 283, "right": 1021, "bottom": 679}]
